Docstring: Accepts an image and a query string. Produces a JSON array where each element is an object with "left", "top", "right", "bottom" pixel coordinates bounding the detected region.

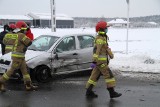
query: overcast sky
[{"left": 0, "top": 0, "right": 160, "bottom": 17}]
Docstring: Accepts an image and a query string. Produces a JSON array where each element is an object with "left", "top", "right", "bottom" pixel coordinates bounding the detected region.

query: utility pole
[
  {"left": 50, "top": 0, "right": 56, "bottom": 32},
  {"left": 126, "top": 0, "right": 130, "bottom": 54}
]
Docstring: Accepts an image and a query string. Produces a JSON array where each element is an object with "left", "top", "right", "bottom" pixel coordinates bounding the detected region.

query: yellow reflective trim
[
  {"left": 96, "top": 39, "right": 104, "bottom": 44},
  {"left": 13, "top": 43, "right": 17, "bottom": 51},
  {"left": 5, "top": 46, "right": 13, "bottom": 49},
  {"left": 93, "top": 54, "right": 98, "bottom": 58},
  {"left": 6, "top": 45, "right": 13, "bottom": 48},
  {"left": 12, "top": 34, "right": 18, "bottom": 39},
  {"left": 105, "top": 78, "right": 116, "bottom": 83},
  {"left": 88, "top": 79, "right": 96, "bottom": 86},
  {"left": 5, "top": 34, "right": 18, "bottom": 39},
  {"left": 98, "top": 57, "right": 107, "bottom": 61},
  {"left": 13, "top": 35, "right": 18, "bottom": 51},
  {"left": 98, "top": 31, "right": 105, "bottom": 35},
  {"left": 3, "top": 73, "right": 9, "bottom": 80},
  {"left": 21, "top": 28, "right": 27, "bottom": 30},
  {"left": 5, "top": 34, "right": 12, "bottom": 38},
  {"left": 3, "top": 38, "right": 7, "bottom": 42},
  {"left": 3, "top": 34, "right": 18, "bottom": 45},
  {"left": 100, "top": 64, "right": 106, "bottom": 68},
  {"left": 23, "top": 74, "right": 30, "bottom": 79},
  {"left": 4, "top": 34, "right": 18, "bottom": 51},
  {"left": 12, "top": 52, "right": 25, "bottom": 55},
  {"left": 11, "top": 54, "right": 25, "bottom": 58},
  {"left": 22, "top": 36, "right": 27, "bottom": 41}
]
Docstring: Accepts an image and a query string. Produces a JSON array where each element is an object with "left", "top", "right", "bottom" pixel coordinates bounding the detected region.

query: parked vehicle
[{"left": 0, "top": 31, "right": 95, "bottom": 82}]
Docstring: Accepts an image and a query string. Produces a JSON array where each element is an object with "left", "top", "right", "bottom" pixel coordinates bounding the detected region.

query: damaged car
[{"left": 0, "top": 31, "right": 95, "bottom": 82}]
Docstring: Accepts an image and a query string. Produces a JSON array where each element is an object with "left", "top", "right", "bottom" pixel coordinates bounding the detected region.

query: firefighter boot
[
  {"left": 107, "top": 87, "right": 122, "bottom": 98},
  {"left": 0, "top": 82, "right": 6, "bottom": 92},
  {"left": 25, "top": 81, "right": 38, "bottom": 91},
  {"left": 86, "top": 84, "right": 98, "bottom": 98}
]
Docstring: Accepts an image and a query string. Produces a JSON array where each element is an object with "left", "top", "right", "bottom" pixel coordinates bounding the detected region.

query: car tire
[{"left": 35, "top": 66, "right": 51, "bottom": 83}]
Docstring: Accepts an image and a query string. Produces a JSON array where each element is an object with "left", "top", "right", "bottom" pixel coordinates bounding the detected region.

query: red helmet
[
  {"left": 95, "top": 21, "right": 110, "bottom": 32},
  {"left": 9, "top": 24, "right": 16, "bottom": 30},
  {"left": 15, "top": 21, "right": 28, "bottom": 30}
]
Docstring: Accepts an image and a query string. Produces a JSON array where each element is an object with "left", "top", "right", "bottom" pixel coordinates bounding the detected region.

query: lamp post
[
  {"left": 50, "top": 0, "right": 56, "bottom": 32},
  {"left": 126, "top": 0, "right": 130, "bottom": 54}
]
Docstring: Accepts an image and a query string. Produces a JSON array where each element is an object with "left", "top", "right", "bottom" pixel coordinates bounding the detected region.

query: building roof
[
  {"left": 0, "top": 15, "right": 32, "bottom": 20},
  {"left": 0, "top": 13, "right": 73, "bottom": 21},
  {"left": 148, "top": 22, "right": 157, "bottom": 25},
  {"left": 108, "top": 19, "right": 128, "bottom": 24},
  {"left": 27, "top": 12, "right": 73, "bottom": 20}
]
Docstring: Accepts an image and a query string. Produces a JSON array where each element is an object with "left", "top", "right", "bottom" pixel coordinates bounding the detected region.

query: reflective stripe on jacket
[
  {"left": 11, "top": 52, "right": 25, "bottom": 58},
  {"left": 3, "top": 32, "right": 32, "bottom": 58},
  {"left": 5, "top": 45, "right": 13, "bottom": 54},
  {"left": 93, "top": 35, "right": 108, "bottom": 62}
]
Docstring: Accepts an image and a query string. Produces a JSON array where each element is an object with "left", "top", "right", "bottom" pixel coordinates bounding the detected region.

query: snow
[
  {"left": 0, "top": 15, "right": 32, "bottom": 20},
  {"left": 0, "top": 27, "right": 160, "bottom": 73},
  {"left": 27, "top": 12, "right": 73, "bottom": 20},
  {"left": 148, "top": 22, "right": 157, "bottom": 25},
  {"left": 108, "top": 19, "right": 128, "bottom": 24},
  {"left": 0, "top": 13, "right": 74, "bottom": 20},
  {"left": 107, "top": 28, "right": 160, "bottom": 73}
]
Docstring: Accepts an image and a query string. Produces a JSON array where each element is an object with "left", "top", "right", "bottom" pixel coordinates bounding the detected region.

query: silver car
[{"left": 0, "top": 31, "right": 95, "bottom": 82}]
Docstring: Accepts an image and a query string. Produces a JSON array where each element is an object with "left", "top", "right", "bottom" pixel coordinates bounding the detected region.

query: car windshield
[{"left": 28, "top": 35, "right": 59, "bottom": 51}]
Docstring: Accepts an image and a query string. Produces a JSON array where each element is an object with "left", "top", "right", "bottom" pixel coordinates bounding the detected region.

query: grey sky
[{"left": 0, "top": 0, "right": 160, "bottom": 17}]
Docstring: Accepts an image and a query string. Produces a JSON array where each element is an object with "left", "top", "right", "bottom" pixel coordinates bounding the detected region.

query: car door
[
  {"left": 52, "top": 36, "right": 79, "bottom": 74},
  {"left": 76, "top": 35, "right": 95, "bottom": 70}
]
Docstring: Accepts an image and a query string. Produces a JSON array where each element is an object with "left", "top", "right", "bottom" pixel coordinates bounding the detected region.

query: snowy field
[{"left": 0, "top": 28, "right": 160, "bottom": 73}]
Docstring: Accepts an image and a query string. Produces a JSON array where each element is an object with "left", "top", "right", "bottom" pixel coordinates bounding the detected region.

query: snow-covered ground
[{"left": 0, "top": 27, "right": 160, "bottom": 73}]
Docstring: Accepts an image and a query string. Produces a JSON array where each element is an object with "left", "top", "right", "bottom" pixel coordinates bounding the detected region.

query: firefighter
[
  {"left": 85, "top": 21, "right": 122, "bottom": 98},
  {"left": 0, "top": 24, "right": 9, "bottom": 55},
  {"left": 3, "top": 24, "right": 16, "bottom": 54},
  {"left": 0, "top": 21, "right": 38, "bottom": 92}
]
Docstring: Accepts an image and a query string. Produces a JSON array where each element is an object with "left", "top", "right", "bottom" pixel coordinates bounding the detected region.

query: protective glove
[{"left": 90, "top": 62, "right": 97, "bottom": 69}]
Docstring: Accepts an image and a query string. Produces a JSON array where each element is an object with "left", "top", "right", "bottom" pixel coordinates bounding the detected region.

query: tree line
[{"left": 73, "top": 15, "right": 160, "bottom": 28}]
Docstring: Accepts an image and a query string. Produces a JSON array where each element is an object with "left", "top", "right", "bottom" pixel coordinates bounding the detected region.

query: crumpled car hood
[{"left": 25, "top": 50, "right": 46, "bottom": 61}]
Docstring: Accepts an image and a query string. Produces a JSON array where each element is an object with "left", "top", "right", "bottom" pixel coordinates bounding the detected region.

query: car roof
[{"left": 41, "top": 29, "right": 96, "bottom": 38}]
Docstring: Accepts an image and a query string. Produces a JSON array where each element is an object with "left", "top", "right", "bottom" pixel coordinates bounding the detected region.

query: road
[{"left": 0, "top": 72, "right": 160, "bottom": 107}]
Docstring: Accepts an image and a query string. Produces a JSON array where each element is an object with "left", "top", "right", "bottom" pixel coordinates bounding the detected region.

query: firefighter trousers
[
  {"left": 0, "top": 57, "right": 31, "bottom": 84},
  {"left": 86, "top": 63, "right": 116, "bottom": 89}
]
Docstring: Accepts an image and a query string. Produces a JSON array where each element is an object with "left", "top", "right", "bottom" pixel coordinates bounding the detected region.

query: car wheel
[{"left": 35, "top": 66, "right": 51, "bottom": 83}]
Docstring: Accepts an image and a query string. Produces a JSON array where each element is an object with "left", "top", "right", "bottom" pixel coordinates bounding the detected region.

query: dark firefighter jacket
[{"left": 0, "top": 31, "right": 8, "bottom": 55}]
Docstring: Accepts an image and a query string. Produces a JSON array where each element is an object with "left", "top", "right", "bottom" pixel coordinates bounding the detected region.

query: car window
[
  {"left": 77, "top": 35, "right": 94, "bottom": 49},
  {"left": 28, "top": 35, "right": 59, "bottom": 51},
  {"left": 56, "top": 36, "right": 76, "bottom": 53}
]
